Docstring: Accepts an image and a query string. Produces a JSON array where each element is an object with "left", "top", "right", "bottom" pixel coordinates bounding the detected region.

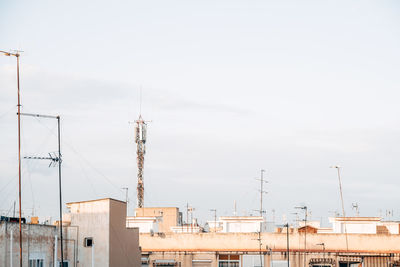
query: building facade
[{"left": 139, "top": 232, "right": 400, "bottom": 267}]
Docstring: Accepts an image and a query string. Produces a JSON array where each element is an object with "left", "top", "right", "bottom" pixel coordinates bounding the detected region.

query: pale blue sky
[{"left": 1, "top": 0, "right": 400, "bottom": 225}]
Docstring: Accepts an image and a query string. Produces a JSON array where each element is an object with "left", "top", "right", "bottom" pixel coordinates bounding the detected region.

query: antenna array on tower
[{"left": 135, "top": 115, "right": 148, "bottom": 208}]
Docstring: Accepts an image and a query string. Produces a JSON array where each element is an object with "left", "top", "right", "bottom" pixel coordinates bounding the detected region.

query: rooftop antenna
[
  {"left": 130, "top": 88, "right": 151, "bottom": 209},
  {"left": 1, "top": 49, "right": 23, "bottom": 267},
  {"left": 330, "top": 165, "right": 349, "bottom": 267},
  {"left": 20, "top": 112, "right": 64, "bottom": 266},
  {"left": 272, "top": 209, "right": 276, "bottom": 224},
  {"left": 210, "top": 209, "right": 217, "bottom": 232},
  {"left": 352, "top": 203, "right": 359, "bottom": 217},
  {"left": 255, "top": 169, "right": 268, "bottom": 217},
  {"left": 122, "top": 187, "right": 129, "bottom": 216},
  {"left": 251, "top": 230, "right": 263, "bottom": 266},
  {"left": 295, "top": 205, "right": 307, "bottom": 267}
]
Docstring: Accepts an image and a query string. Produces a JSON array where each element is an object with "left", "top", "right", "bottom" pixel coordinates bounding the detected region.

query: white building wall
[{"left": 126, "top": 217, "right": 160, "bottom": 233}]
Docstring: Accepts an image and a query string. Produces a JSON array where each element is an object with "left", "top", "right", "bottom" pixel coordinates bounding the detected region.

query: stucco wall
[
  {"left": 136, "top": 207, "right": 179, "bottom": 233},
  {"left": 68, "top": 199, "right": 111, "bottom": 267},
  {"left": 0, "top": 222, "right": 74, "bottom": 267},
  {"left": 139, "top": 232, "right": 400, "bottom": 253},
  {"left": 109, "top": 200, "right": 141, "bottom": 267}
]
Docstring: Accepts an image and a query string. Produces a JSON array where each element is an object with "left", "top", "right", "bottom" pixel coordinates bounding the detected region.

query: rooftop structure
[
  {"left": 134, "top": 207, "right": 182, "bottom": 233},
  {"left": 65, "top": 198, "right": 140, "bottom": 267}
]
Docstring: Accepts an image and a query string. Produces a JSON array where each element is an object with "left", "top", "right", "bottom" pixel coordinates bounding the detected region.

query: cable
[{"left": 0, "top": 105, "right": 15, "bottom": 120}]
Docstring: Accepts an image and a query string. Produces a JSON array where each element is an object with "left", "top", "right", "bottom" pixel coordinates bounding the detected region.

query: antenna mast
[
  {"left": 135, "top": 114, "right": 148, "bottom": 208},
  {"left": 256, "top": 169, "right": 268, "bottom": 217}
]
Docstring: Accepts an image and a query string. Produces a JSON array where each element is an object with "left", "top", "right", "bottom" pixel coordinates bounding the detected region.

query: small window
[
  {"left": 84, "top": 237, "right": 93, "bottom": 247},
  {"left": 29, "top": 259, "right": 44, "bottom": 267},
  {"left": 58, "top": 262, "right": 69, "bottom": 267},
  {"left": 218, "top": 255, "right": 240, "bottom": 267}
]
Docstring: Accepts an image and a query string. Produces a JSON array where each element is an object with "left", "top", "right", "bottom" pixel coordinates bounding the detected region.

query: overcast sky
[{"left": 1, "top": 0, "right": 400, "bottom": 225}]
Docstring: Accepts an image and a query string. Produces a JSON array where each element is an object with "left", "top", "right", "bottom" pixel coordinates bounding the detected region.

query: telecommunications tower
[{"left": 135, "top": 115, "right": 148, "bottom": 208}]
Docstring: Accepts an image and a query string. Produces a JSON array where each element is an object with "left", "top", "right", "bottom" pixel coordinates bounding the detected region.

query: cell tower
[{"left": 135, "top": 115, "right": 148, "bottom": 208}]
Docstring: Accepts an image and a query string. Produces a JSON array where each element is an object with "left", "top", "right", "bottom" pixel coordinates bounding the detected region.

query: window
[
  {"left": 192, "top": 260, "right": 212, "bottom": 267},
  {"left": 339, "top": 263, "right": 361, "bottom": 267},
  {"left": 29, "top": 259, "right": 44, "bottom": 267},
  {"left": 142, "top": 256, "right": 150, "bottom": 267},
  {"left": 84, "top": 237, "right": 93, "bottom": 247},
  {"left": 242, "top": 255, "right": 263, "bottom": 267},
  {"left": 58, "top": 261, "right": 69, "bottom": 267},
  {"left": 218, "top": 255, "right": 240, "bottom": 267},
  {"left": 271, "top": 260, "right": 290, "bottom": 267}
]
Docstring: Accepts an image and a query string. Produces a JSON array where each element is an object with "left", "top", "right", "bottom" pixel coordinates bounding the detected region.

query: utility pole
[
  {"left": 286, "top": 223, "right": 290, "bottom": 267},
  {"left": 1, "top": 49, "right": 23, "bottom": 267},
  {"left": 189, "top": 206, "right": 194, "bottom": 233},
  {"left": 252, "top": 232, "right": 263, "bottom": 266},
  {"left": 331, "top": 165, "right": 349, "bottom": 267},
  {"left": 210, "top": 209, "right": 217, "bottom": 232},
  {"left": 122, "top": 187, "right": 128, "bottom": 216},
  {"left": 20, "top": 113, "right": 64, "bottom": 266},
  {"left": 256, "top": 169, "right": 268, "bottom": 217},
  {"left": 186, "top": 203, "right": 189, "bottom": 233},
  {"left": 295, "top": 205, "right": 307, "bottom": 267}
]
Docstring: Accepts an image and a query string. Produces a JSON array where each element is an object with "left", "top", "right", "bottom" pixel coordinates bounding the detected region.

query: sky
[{"left": 1, "top": 0, "right": 400, "bottom": 226}]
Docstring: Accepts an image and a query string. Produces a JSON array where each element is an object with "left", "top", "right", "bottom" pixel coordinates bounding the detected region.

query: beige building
[
  {"left": 0, "top": 198, "right": 140, "bottom": 267},
  {"left": 135, "top": 207, "right": 181, "bottom": 233},
  {"left": 0, "top": 221, "right": 75, "bottom": 267},
  {"left": 139, "top": 231, "right": 400, "bottom": 267},
  {"left": 65, "top": 198, "right": 141, "bottom": 267}
]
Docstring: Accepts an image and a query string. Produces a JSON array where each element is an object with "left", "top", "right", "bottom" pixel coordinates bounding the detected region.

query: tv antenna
[
  {"left": 20, "top": 112, "right": 65, "bottom": 266},
  {"left": 352, "top": 203, "right": 360, "bottom": 217},
  {"left": 255, "top": 169, "right": 268, "bottom": 217}
]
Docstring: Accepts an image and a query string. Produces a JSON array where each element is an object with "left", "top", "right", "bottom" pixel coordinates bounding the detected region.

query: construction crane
[{"left": 135, "top": 115, "right": 148, "bottom": 208}]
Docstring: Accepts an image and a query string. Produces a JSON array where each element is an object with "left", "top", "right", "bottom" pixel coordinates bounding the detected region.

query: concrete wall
[
  {"left": 126, "top": 216, "right": 160, "bottom": 233},
  {"left": 144, "top": 251, "right": 400, "bottom": 267},
  {"left": 139, "top": 232, "right": 400, "bottom": 253},
  {"left": 67, "top": 198, "right": 141, "bottom": 267},
  {"left": 109, "top": 199, "right": 141, "bottom": 267},
  {"left": 67, "top": 199, "right": 111, "bottom": 267},
  {"left": 135, "top": 207, "right": 179, "bottom": 233},
  {"left": 0, "top": 222, "right": 74, "bottom": 267}
]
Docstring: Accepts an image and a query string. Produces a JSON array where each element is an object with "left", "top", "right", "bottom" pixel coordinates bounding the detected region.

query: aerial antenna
[
  {"left": 139, "top": 86, "right": 143, "bottom": 115},
  {"left": 130, "top": 89, "right": 151, "bottom": 209},
  {"left": 20, "top": 112, "right": 65, "bottom": 266},
  {"left": 24, "top": 152, "right": 60, "bottom": 167},
  {"left": 352, "top": 203, "right": 359, "bottom": 217},
  {"left": 134, "top": 115, "right": 150, "bottom": 209},
  {"left": 255, "top": 169, "right": 268, "bottom": 217}
]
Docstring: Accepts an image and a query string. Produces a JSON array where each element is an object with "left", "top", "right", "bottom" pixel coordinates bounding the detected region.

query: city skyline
[{"left": 1, "top": 0, "right": 400, "bottom": 224}]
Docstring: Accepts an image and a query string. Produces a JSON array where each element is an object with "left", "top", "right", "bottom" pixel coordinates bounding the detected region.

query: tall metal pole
[
  {"left": 19, "top": 112, "right": 64, "bottom": 266},
  {"left": 186, "top": 203, "right": 189, "bottom": 233},
  {"left": 295, "top": 206, "right": 307, "bottom": 267},
  {"left": 57, "top": 116, "right": 64, "bottom": 266},
  {"left": 122, "top": 187, "right": 128, "bottom": 216},
  {"left": 16, "top": 53, "right": 23, "bottom": 267},
  {"left": 286, "top": 223, "right": 289, "bottom": 267},
  {"left": 210, "top": 209, "right": 217, "bottom": 232},
  {"left": 260, "top": 169, "right": 265, "bottom": 217},
  {"left": 331, "top": 166, "right": 349, "bottom": 267},
  {"left": 10, "top": 229, "right": 13, "bottom": 267},
  {"left": 1, "top": 50, "right": 23, "bottom": 267},
  {"left": 304, "top": 206, "right": 307, "bottom": 267}
]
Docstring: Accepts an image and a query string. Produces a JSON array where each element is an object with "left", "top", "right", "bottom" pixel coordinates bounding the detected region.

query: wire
[{"left": 0, "top": 105, "right": 15, "bottom": 120}]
